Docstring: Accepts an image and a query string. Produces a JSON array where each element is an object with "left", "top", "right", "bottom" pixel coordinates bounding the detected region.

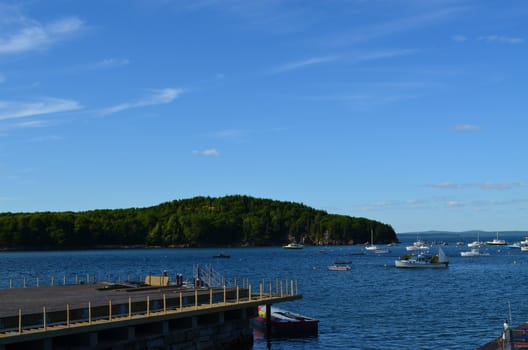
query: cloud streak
[
  {"left": 0, "top": 98, "right": 81, "bottom": 121},
  {"left": 325, "top": 7, "right": 465, "bottom": 47},
  {"left": 101, "top": 88, "right": 184, "bottom": 115},
  {"left": 192, "top": 148, "right": 220, "bottom": 156},
  {"left": 427, "top": 182, "right": 526, "bottom": 190},
  {"left": 452, "top": 124, "right": 480, "bottom": 131},
  {"left": 268, "top": 49, "right": 415, "bottom": 75},
  {"left": 478, "top": 35, "right": 524, "bottom": 44},
  {"left": 268, "top": 55, "right": 338, "bottom": 74},
  {"left": 94, "top": 58, "right": 130, "bottom": 69},
  {"left": 0, "top": 16, "right": 85, "bottom": 55}
]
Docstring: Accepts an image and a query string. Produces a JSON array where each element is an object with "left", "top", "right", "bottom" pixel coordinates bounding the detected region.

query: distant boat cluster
[{"left": 459, "top": 233, "right": 528, "bottom": 257}]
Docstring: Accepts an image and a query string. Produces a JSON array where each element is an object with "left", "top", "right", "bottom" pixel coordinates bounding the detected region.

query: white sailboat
[
  {"left": 364, "top": 230, "right": 378, "bottom": 251},
  {"left": 467, "top": 232, "right": 485, "bottom": 248},
  {"left": 486, "top": 232, "right": 506, "bottom": 245}
]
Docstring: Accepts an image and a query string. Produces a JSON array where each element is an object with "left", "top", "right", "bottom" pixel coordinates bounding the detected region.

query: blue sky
[{"left": 1, "top": 0, "right": 527, "bottom": 233}]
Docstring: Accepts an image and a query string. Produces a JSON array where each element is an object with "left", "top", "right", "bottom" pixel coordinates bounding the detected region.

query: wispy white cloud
[
  {"left": 447, "top": 200, "right": 465, "bottom": 207},
  {"left": 0, "top": 73, "right": 5, "bottom": 83},
  {"left": 427, "top": 182, "right": 526, "bottom": 190},
  {"left": 0, "top": 98, "right": 81, "bottom": 121},
  {"left": 268, "top": 49, "right": 415, "bottom": 75},
  {"left": 356, "top": 194, "right": 528, "bottom": 213},
  {"left": 349, "top": 49, "right": 417, "bottom": 63},
  {"left": 268, "top": 55, "right": 339, "bottom": 74},
  {"left": 428, "top": 182, "right": 459, "bottom": 189},
  {"left": 94, "top": 58, "right": 130, "bottom": 69},
  {"left": 13, "top": 120, "right": 50, "bottom": 128},
  {"left": 101, "top": 88, "right": 184, "bottom": 115},
  {"left": 478, "top": 35, "right": 524, "bottom": 44},
  {"left": 477, "top": 182, "right": 526, "bottom": 190},
  {"left": 452, "top": 124, "right": 480, "bottom": 131},
  {"left": 192, "top": 148, "right": 220, "bottom": 156},
  {"left": 452, "top": 34, "right": 467, "bottom": 42},
  {"left": 356, "top": 198, "right": 432, "bottom": 212},
  {"left": 211, "top": 129, "right": 250, "bottom": 142},
  {"left": 0, "top": 15, "right": 85, "bottom": 55},
  {"left": 325, "top": 7, "right": 465, "bottom": 47}
]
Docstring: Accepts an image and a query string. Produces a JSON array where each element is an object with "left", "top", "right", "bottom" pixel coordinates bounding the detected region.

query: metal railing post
[{"left": 147, "top": 296, "right": 150, "bottom": 317}]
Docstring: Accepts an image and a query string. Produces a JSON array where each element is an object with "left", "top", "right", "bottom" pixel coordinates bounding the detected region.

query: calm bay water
[{"left": 1, "top": 232, "right": 527, "bottom": 349}]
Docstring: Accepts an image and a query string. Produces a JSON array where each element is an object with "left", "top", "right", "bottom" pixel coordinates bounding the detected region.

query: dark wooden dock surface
[{"left": 0, "top": 283, "right": 226, "bottom": 317}]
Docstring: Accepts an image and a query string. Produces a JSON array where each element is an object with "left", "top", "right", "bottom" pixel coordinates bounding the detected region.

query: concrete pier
[{"left": 0, "top": 282, "right": 301, "bottom": 349}]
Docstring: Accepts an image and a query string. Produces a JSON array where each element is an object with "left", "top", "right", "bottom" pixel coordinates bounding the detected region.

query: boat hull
[
  {"left": 251, "top": 307, "right": 318, "bottom": 338},
  {"left": 394, "top": 260, "right": 448, "bottom": 268},
  {"left": 327, "top": 265, "right": 351, "bottom": 271},
  {"left": 282, "top": 243, "right": 304, "bottom": 249},
  {"left": 460, "top": 249, "right": 490, "bottom": 257}
]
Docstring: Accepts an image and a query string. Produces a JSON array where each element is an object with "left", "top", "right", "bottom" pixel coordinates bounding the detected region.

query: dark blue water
[{"left": 1, "top": 232, "right": 527, "bottom": 349}]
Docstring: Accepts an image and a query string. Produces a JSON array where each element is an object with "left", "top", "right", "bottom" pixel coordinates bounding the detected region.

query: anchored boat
[
  {"left": 395, "top": 247, "right": 449, "bottom": 268},
  {"left": 460, "top": 248, "right": 490, "bottom": 257},
  {"left": 282, "top": 242, "right": 304, "bottom": 249},
  {"left": 251, "top": 305, "right": 319, "bottom": 337},
  {"left": 327, "top": 265, "right": 351, "bottom": 271}
]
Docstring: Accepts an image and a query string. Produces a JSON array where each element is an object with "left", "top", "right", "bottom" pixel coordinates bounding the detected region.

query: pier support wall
[{"left": 3, "top": 308, "right": 256, "bottom": 350}]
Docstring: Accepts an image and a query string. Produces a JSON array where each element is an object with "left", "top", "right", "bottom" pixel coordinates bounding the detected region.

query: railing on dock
[
  {"left": 0, "top": 279, "right": 300, "bottom": 340},
  {"left": 195, "top": 264, "right": 229, "bottom": 288}
]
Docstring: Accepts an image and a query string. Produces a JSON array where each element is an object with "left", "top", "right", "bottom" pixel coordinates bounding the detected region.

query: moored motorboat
[
  {"left": 282, "top": 242, "right": 304, "bottom": 249},
  {"left": 334, "top": 260, "right": 351, "bottom": 264},
  {"left": 460, "top": 248, "right": 490, "bottom": 257},
  {"left": 212, "top": 253, "right": 230, "bottom": 258},
  {"left": 251, "top": 305, "right": 319, "bottom": 337},
  {"left": 395, "top": 247, "right": 449, "bottom": 268},
  {"left": 327, "top": 265, "right": 351, "bottom": 271},
  {"left": 405, "top": 239, "right": 429, "bottom": 251}
]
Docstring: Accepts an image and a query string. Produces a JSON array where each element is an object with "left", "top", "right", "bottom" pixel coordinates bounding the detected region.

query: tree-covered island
[{"left": 0, "top": 195, "right": 397, "bottom": 250}]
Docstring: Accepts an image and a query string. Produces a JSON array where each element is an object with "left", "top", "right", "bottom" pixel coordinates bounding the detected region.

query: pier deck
[
  {"left": 0, "top": 281, "right": 301, "bottom": 349},
  {"left": 0, "top": 283, "right": 224, "bottom": 317}
]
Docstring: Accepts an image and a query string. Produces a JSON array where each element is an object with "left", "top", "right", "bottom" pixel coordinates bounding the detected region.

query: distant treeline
[{"left": 0, "top": 195, "right": 397, "bottom": 249}]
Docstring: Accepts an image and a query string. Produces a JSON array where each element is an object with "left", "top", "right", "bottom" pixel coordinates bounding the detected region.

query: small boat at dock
[{"left": 251, "top": 305, "right": 319, "bottom": 337}]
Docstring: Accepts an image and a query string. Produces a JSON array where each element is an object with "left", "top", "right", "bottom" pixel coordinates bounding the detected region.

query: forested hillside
[{"left": 0, "top": 195, "right": 397, "bottom": 249}]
